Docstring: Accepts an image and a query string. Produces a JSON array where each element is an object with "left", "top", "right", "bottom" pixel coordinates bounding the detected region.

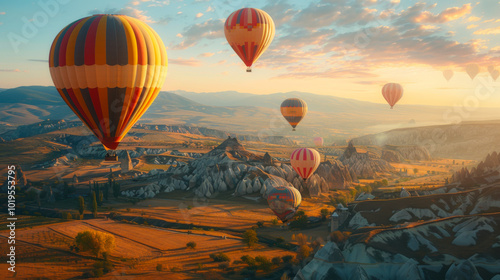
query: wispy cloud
[
  {"left": 0, "top": 69, "right": 26, "bottom": 72},
  {"left": 169, "top": 58, "right": 202, "bottom": 66},
  {"left": 172, "top": 19, "right": 224, "bottom": 49},
  {"left": 28, "top": 59, "right": 48, "bottom": 63},
  {"left": 199, "top": 52, "right": 214, "bottom": 57},
  {"left": 474, "top": 27, "right": 500, "bottom": 35},
  {"left": 195, "top": 13, "right": 203, "bottom": 18},
  {"left": 89, "top": 6, "right": 155, "bottom": 23}
]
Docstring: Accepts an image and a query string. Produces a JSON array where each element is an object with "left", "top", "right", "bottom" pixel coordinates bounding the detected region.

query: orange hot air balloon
[
  {"left": 465, "top": 64, "right": 480, "bottom": 80},
  {"left": 290, "top": 148, "right": 321, "bottom": 180},
  {"left": 443, "top": 70, "right": 453, "bottom": 81},
  {"left": 313, "top": 137, "right": 323, "bottom": 147},
  {"left": 267, "top": 186, "right": 302, "bottom": 223},
  {"left": 382, "top": 83, "right": 403, "bottom": 109},
  {"left": 224, "top": 8, "right": 275, "bottom": 72},
  {"left": 281, "top": 98, "right": 307, "bottom": 131},
  {"left": 48, "top": 15, "right": 168, "bottom": 157}
]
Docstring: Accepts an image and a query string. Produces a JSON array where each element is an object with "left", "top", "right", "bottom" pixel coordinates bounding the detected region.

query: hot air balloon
[
  {"left": 381, "top": 83, "right": 403, "bottom": 109},
  {"left": 465, "top": 64, "right": 479, "bottom": 80},
  {"left": 290, "top": 147, "right": 320, "bottom": 180},
  {"left": 49, "top": 14, "right": 168, "bottom": 161},
  {"left": 224, "top": 8, "right": 275, "bottom": 72},
  {"left": 491, "top": 69, "right": 499, "bottom": 81},
  {"left": 313, "top": 137, "right": 323, "bottom": 147},
  {"left": 443, "top": 70, "right": 453, "bottom": 81},
  {"left": 281, "top": 98, "right": 307, "bottom": 131},
  {"left": 267, "top": 186, "right": 302, "bottom": 223}
]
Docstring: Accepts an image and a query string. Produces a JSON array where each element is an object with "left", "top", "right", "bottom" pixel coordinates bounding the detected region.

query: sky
[{"left": 0, "top": 0, "right": 499, "bottom": 107}]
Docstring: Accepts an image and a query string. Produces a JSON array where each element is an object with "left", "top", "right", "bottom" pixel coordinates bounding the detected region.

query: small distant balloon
[
  {"left": 465, "top": 64, "right": 480, "bottom": 80},
  {"left": 313, "top": 137, "right": 323, "bottom": 147},
  {"left": 443, "top": 70, "right": 453, "bottom": 81},
  {"left": 491, "top": 70, "right": 499, "bottom": 81},
  {"left": 487, "top": 65, "right": 495, "bottom": 74},
  {"left": 381, "top": 83, "right": 403, "bottom": 109},
  {"left": 280, "top": 98, "right": 308, "bottom": 131}
]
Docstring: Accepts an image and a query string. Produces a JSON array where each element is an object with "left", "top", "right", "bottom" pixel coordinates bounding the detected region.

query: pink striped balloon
[
  {"left": 382, "top": 83, "right": 403, "bottom": 109},
  {"left": 290, "top": 148, "right": 321, "bottom": 180},
  {"left": 313, "top": 137, "right": 323, "bottom": 147}
]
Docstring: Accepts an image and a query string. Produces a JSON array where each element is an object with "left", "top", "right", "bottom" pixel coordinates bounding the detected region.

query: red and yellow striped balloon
[
  {"left": 48, "top": 14, "right": 168, "bottom": 150},
  {"left": 224, "top": 8, "right": 275, "bottom": 72},
  {"left": 381, "top": 83, "right": 403, "bottom": 109},
  {"left": 290, "top": 148, "right": 321, "bottom": 180}
]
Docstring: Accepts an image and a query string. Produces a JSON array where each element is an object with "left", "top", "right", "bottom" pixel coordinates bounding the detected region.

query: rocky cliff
[{"left": 381, "top": 145, "right": 431, "bottom": 162}]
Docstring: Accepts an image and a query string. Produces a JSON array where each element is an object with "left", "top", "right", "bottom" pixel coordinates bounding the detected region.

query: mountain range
[{"left": 2, "top": 86, "right": 500, "bottom": 139}]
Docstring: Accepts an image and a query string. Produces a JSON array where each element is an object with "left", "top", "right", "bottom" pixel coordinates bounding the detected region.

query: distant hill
[
  {"left": 2, "top": 86, "right": 500, "bottom": 139},
  {"left": 352, "top": 120, "right": 500, "bottom": 160}
]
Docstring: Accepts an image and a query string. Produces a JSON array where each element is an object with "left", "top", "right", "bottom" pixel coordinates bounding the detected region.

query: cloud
[
  {"left": 467, "top": 24, "right": 478, "bottom": 29},
  {"left": 199, "top": 52, "right": 214, "bottom": 57},
  {"left": 28, "top": 59, "right": 48, "bottom": 63},
  {"left": 196, "top": 13, "right": 203, "bottom": 18},
  {"left": 206, "top": 6, "right": 213, "bottom": 12},
  {"left": 414, "top": 4, "right": 471, "bottom": 23},
  {"left": 467, "top": 16, "right": 481, "bottom": 22},
  {"left": 474, "top": 27, "right": 500, "bottom": 35},
  {"left": 176, "top": 33, "right": 183, "bottom": 38},
  {"left": 0, "top": 12, "right": 5, "bottom": 15},
  {"left": 216, "top": 60, "right": 226, "bottom": 65},
  {"left": 172, "top": 19, "right": 224, "bottom": 49},
  {"left": 0, "top": 69, "right": 22, "bottom": 72},
  {"left": 169, "top": 58, "right": 201, "bottom": 66},
  {"left": 89, "top": 7, "right": 155, "bottom": 23},
  {"left": 274, "top": 68, "right": 379, "bottom": 79}
]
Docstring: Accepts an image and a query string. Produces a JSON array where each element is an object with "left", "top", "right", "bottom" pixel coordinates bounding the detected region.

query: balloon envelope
[
  {"left": 280, "top": 98, "right": 308, "bottom": 131},
  {"left": 465, "top": 64, "right": 480, "bottom": 80},
  {"left": 267, "top": 186, "right": 302, "bottom": 223},
  {"left": 224, "top": 8, "right": 275, "bottom": 71},
  {"left": 49, "top": 14, "right": 168, "bottom": 150},
  {"left": 313, "top": 137, "right": 324, "bottom": 147},
  {"left": 443, "top": 70, "right": 453, "bottom": 81},
  {"left": 382, "top": 83, "right": 403, "bottom": 109},
  {"left": 290, "top": 148, "right": 321, "bottom": 180}
]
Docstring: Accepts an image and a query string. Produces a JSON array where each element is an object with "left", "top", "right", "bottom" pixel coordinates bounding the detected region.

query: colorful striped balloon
[
  {"left": 49, "top": 14, "right": 168, "bottom": 150},
  {"left": 224, "top": 8, "right": 275, "bottom": 72},
  {"left": 280, "top": 98, "right": 307, "bottom": 131},
  {"left": 290, "top": 148, "right": 321, "bottom": 180},
  {"left": 381, "top": 83, "right": 403, "bottom": 109},
  {"left": 267, "top": 186, "right": 302, "bottom": 223}
]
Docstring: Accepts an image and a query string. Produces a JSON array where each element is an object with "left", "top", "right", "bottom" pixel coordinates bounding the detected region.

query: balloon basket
[
  {"left": 246, "top": 67, "right": 252, "bottom": 72},
  {"left": 292, "top": 128, "right": 296, "bottom": 131},
  {"left": 105, "top": 154, "right": 118, "bottom": 162}
]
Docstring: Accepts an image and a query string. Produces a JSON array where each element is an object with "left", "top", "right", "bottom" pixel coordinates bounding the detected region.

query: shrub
[
  {"left": 186, "top": 241, "right": 197, "bottom": 249},
  {"left": 271, "top": 218, "right": 279, "bottom": 225},
  {"left": 256, "top": 221, "right": 264, "bottom": 228},
  {"left": 209, "top": 252, "right": 230, "bottom": 262},
  {"left": 242, "top": 229, "right": 258, "bottom": 248},
  {"left": 298, "top": 245, "right": 312, "bottom": 260},
  {"left": 272, "top": 257, "right": 282, "bottom": 265},
  {"left": 282, "top": 255, "right": 294, "bottom": 264},
  {"left": 320, "top": 208, "right": 330, "bottom": 220},
  {"left": 156, "top": 263, "right": 163, "bottom": 271},
  {"left": 241, "top": 255, "right": 256, "bottom": 266},
  {"left": 255, "top": 256, "right": 272, "bottom": 272},
  {"left": 218, "top": 262, "right": 230, "bottom": 270}
]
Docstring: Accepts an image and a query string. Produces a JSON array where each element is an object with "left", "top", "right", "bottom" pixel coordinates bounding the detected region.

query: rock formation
[
  {"left": 381, "top": 145, "right": 431, "bottom": 162},
  {"left": 339, "top": 142, "right": 394, "bottom": 178},
  {"left": 120, "top": 150, "right": 133, "bottom": 173}
]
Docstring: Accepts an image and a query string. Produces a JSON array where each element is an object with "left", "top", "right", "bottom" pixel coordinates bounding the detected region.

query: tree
[
  {"left": 298, "top": 245, "right": 312, "bottom": 260},
  {"left": 103, "top": 182, "right": 109, "bottom": 201},
  {"left": 113, "top": 181, "right": 121, "bottom": 198},
  {"left": 320, "top": 208, "right": 329, "bottom": 220},
  {"left": 78, "top": 196, "right": 85, "bottom": 219},
  {"left": 413, "top": 168, "right": 418, "bottom": 175},
  {"left": 99, "top": 191, "right": 103, "bottom": 206},
  {"left": 91, "top": 191, "right": 98, "bottom": 218},
  {"left": 243, "top": 229, "right": 258, "bottom": 248},
  {"left": 74, "top": 230, "right": 115, "bottom": 257},
  {"left": 186, "top": 241, "right": 196, "bottom": 249}
]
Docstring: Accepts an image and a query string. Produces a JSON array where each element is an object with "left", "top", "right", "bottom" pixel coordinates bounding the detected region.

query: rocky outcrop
[
  {"left": 339, "top": 142, "right": 393, "bottom": 178},
  {"left": 122, "top": 137, "right": 354, "bottom": 199},
  {"left": 120, "top": 151, "right": 133, "bottom": 173},
  {"left": 381, "top": 145, "right": 431, "bottom": 162},
  {"left": 0, "top": 119, "right": 81, "bottom": 141}
]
